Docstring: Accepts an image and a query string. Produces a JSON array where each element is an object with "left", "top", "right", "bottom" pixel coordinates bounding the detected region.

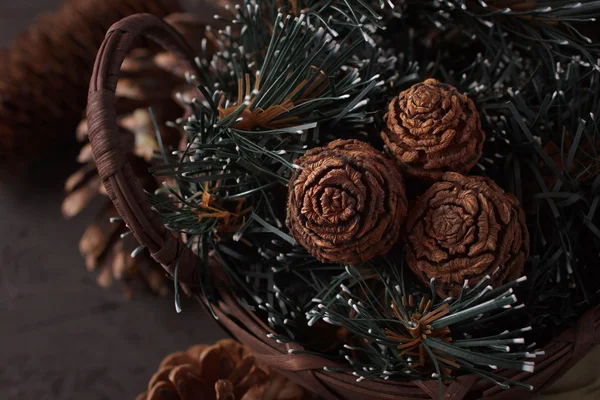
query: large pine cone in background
[
  {"left": 0, "top": 0, "right": 181, "bottom": 175},
  {"left": 405, "top": 172, "right": 529, "bottom": 299},
  {"left": 72, "top": 159, "right": 168, "bottom": 297},
  {"left": 381, "top": 79, "right": 485, "bottom": 181},
  {"left": 287, "top": 139, "right": 407, "bottom": 266},
  {"left": 62, "top": 13, "right": 211, "bottom": 297},
  {"left": 136, "top": 340, "right": 308, "bottom": 400}
]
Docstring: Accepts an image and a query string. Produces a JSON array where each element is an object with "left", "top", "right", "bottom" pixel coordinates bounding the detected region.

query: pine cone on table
[
  {"left": 286, "top": 139, "right": 408, "bottom": 266},
  {"left": 405, "top": 172, "right": 529, "bottom": 299},
  {"left": 0, "top": 0, "right": 182, "bottom": 175},
  {"left": 62, "top": 13, "right": 212, "bottom": 297},
  {"left": 136, "top": 339, "right": 309, "bottom": 400},
  {"left": 381, "top": 79, "right": 485, "bottom": 181}
]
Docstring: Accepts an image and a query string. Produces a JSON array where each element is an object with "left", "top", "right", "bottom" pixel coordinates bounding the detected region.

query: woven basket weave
[{"left": 86, "top": 14, "right": 600, "bottom": 400}]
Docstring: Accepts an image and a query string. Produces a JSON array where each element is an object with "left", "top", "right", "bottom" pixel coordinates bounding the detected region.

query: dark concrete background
[{"left": 0, "top": 2, "right": 225, "bottom": 399}]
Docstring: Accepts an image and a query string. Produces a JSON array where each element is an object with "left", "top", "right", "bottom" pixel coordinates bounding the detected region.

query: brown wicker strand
[{"left": 87, "top": 14, "right": 197, "bottom": 282}]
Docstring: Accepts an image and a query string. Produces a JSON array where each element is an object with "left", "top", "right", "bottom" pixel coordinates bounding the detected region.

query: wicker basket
[{"left": 86, "top": 14, "right": 600, "bottom": 400}]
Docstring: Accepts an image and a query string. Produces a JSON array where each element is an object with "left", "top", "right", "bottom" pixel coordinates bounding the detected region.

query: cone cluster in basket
[
  {"left": 137, "top": 340, "right": 308, "bottom": 400},
  {"left": 286, "top": 81, "right": 528, "bottom": 296},
  {"left": 0, "top": 0, "right": 181, "bottom": 175}
]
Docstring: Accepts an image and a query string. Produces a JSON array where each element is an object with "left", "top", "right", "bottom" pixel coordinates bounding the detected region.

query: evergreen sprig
[
  {"left": 303, "top": 261, "right": 538, "bottom": 396},
  {"left": 398, "top": 0, "right": 600, "bottom": 74}
]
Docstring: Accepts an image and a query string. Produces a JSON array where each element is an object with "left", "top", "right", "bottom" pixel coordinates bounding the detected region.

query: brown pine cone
[
  {"left": 78, "top": 204, "right": 171, "bottom": 297},
  {"left": 381, "top": 79, "right": 485, "bottom": 181},
  {"left": 62, "top": 13, "right": 213, "bottom": 297},
  {"left": 136, "top": 339, "right": 308, "bottom": 400},
  {"left": 286, "top": 139, "right": 408, "bottom": 266},
  {"left": 405, "top": 172, "right": 529, "bottom": 299},
  {"left": 0, "top": 0, "right": 182, "bottom": 175}
]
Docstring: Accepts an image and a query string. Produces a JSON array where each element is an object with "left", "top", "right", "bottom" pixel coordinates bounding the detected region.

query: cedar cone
[
  {"left": 287, "top": 139, "right": 408, "bottom": 265},
  {"left": 0, "top": 0, "right": 183, "bottom": 175},
  {"left": 405, "top": 172, "right": 529, "bottom": 299},
  {"left": 381, "top": 78, "right": 485, "bottom": 181},
  {"left": 62, "top": 13, "right": 212, "bottom": 297},
  {"left": 136, "top": 339, "right": 308, "bottom": 400}
]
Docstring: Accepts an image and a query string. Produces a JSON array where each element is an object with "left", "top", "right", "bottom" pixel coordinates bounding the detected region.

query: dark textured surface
[
  {"left": 0, "top": 2, "right": 225, "bottom": 399},
  {"left": 0, "top": 1, "right": 62, "bottom": 47}
]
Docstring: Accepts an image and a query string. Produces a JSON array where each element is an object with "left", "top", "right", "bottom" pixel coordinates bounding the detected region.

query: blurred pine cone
[
  {"left": 0, "top": 0, "right": 183, "bottom": 176},
  {"left": 136, "top": 339, "right": 309, "bottom": 400},
  {"left": 62, "top": 13, "right": 212, "bottom": 297}
]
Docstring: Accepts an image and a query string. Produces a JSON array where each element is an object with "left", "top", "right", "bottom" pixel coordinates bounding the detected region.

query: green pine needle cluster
[{"left": 306, "top": 261, "right": 537, "bottom": 391}]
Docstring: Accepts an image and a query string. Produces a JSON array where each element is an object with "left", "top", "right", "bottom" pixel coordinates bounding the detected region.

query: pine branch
[{"left": 304, "top": 261, "right": 537, "bottom": 395}]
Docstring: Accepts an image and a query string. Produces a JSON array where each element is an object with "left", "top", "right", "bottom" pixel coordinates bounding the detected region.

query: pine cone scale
[
  {"left": 139, "top": 340, "right": 308, "bottom": 400},
  {"left": 216, "top": 380, "right": 235, "bottom": 400},
  {"left": 146, "top": 381, "right": 180, "bottom": 400},
  {"left": 168, "top": 364, "right": 213, "bottom": 399},
  {"left": 149, "top": 367, "right": 176, "bottom": 390}
]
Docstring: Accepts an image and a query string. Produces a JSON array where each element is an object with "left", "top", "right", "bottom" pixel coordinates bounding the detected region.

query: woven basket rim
[{"left": 85, "top": 13, "right": 600, "bottom": 400}]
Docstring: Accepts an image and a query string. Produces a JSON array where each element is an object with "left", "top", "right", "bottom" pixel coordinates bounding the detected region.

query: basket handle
[{"left": 87, "top": 14, "right": 198, "bottom": 284}]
